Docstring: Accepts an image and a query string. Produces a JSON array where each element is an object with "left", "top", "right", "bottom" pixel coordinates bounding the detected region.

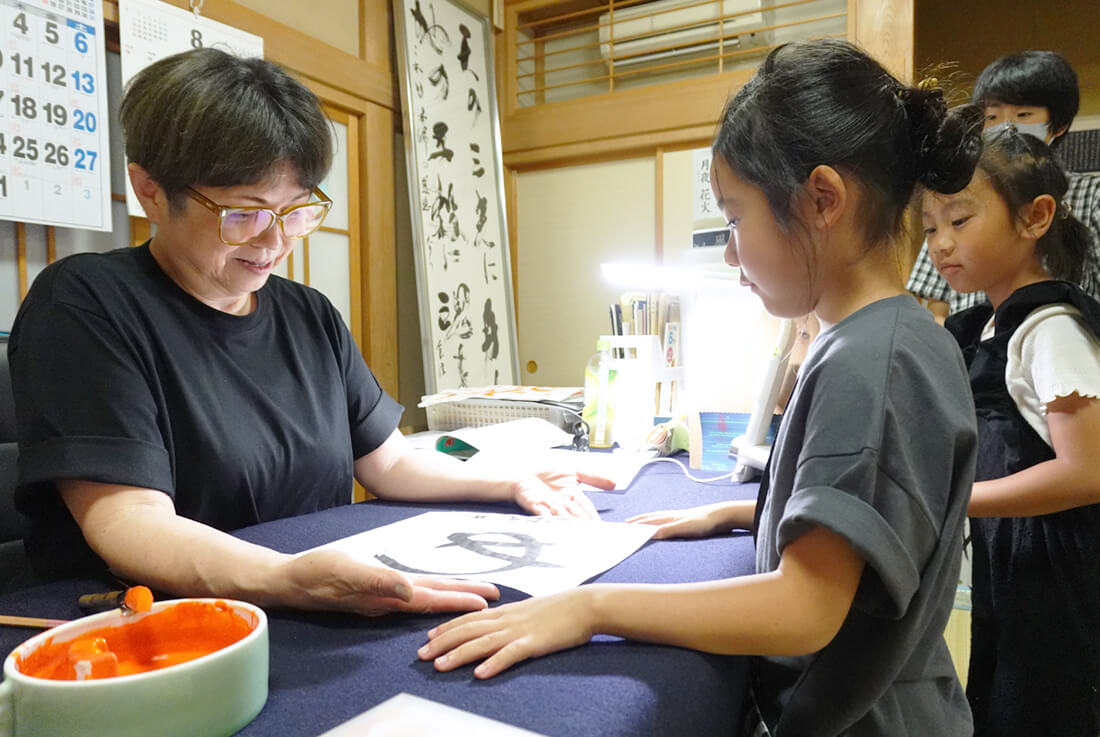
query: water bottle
[{"left": 582, "top": 338, "right": 616, "bottom": 448}]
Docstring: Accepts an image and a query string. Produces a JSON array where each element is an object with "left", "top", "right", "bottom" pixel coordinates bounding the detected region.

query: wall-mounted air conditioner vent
[{"left": 598, "top": 0, "right": 768, "bottom": 67}]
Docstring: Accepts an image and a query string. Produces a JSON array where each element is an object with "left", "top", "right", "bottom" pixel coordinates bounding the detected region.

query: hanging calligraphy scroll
[{"left": 394, "top": 0, "right": 519, "bottom": 393}]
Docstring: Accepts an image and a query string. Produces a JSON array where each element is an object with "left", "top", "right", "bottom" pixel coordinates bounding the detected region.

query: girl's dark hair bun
[
  {"left": 901, "top": 80, "right": 984, "bottom": 194},
  {"left": 712, "top": 40, "right": 984, "bottom": 248}
]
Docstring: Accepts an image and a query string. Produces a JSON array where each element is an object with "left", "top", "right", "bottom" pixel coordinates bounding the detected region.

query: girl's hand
[
  {"left": 419, "top": 589, "right": 595, "bottom": 678},
  {"left": 278, "top": 549, "right": 500, "bottom": 616},
  {"left": 627, "top": 501, "right": 754, "bottom": 539}
]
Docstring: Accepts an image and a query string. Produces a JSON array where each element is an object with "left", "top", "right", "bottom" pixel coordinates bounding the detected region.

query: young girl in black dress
[{"left": 924, "top": 127, "right": 1100, "bottom": 737}]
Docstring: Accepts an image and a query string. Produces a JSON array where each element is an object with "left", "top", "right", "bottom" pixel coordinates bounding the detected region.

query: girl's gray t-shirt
[{"left": 753, "top": 295, "right": 976, "bottom": 737}]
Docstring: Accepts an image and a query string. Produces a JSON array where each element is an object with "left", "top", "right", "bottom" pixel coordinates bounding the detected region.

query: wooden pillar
[{"left": 847, "top": 0, "right": 916, "bottom": 82}]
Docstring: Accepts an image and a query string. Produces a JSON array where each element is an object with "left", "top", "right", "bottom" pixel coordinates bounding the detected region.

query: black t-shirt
[{"left": 9, "top": 244, "right": 403, "bottom": 578}]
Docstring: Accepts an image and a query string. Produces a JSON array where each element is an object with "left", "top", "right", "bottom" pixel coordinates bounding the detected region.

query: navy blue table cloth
[{"left": 0, "top": 460, "right": 759, "bottom": 737}]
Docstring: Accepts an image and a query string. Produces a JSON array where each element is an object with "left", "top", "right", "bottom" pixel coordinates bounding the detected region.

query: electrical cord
[{"left": 635, "top": 455, "right": 739, "bottom": 483}]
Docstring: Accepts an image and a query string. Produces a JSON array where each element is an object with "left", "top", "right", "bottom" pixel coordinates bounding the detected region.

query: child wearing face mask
[
  {"left": 419, "top": 39, "right": 983, "bottom": 737},
  {"left": 908, "top": 50, "right": 1100, "bottom": 321},
  {"left": 924, "top": 128, "right": 1100, "bottom": 737}
]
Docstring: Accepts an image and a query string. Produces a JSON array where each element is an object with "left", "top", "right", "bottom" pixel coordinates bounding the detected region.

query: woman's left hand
[
  {"left": 509, "top": 469, "right": 611, "bottom": 519},
  {"left": 357, "top": 431, "right": 614, "bottom": 520},
  {"left": 419, "top": 589, "right": 595, "bottom": 678}
]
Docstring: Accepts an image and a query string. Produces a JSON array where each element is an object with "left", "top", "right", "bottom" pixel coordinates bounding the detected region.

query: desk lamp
[{"left": 600, "top": 252, "right": 791, "bottom": 478}]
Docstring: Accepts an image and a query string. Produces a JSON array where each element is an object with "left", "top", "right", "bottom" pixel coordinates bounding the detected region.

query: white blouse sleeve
[{"left": 1005, "top": 304, "right": 1100, "bottom": 447}]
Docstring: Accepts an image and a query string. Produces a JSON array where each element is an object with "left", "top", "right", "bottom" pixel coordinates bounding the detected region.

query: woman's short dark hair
[
  {"left": 713, "top": 39, "right": 984, "bottom": 249},
  {"left": 977, "top": 127, "right": 1090, "bottom": 284},
  {"left": 971, "top": 51, "right": 1079, "bottom": 148},
  {"left": 119, "top": 48, "right": 333, "bottom": 209}
]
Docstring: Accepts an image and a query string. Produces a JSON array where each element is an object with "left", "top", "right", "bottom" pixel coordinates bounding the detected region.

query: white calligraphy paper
[
  {"left": 318, "top": 693, "right": 548, "bottom": 737},
  {"left": 303, "top": 511, "right": 656, "bottom": 596}
]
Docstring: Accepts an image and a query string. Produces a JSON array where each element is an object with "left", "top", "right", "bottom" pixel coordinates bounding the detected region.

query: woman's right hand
[
  {"left": 59, "top": 480, "right": 499, "bottom": 617},
  {"left": 627, "top": 500, "right": 755, "bottom": 539},
  {"left": 276, "top": 549, "right": 501, "bottom": 616}
]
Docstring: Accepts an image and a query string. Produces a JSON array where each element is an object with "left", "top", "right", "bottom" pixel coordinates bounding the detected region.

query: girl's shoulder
[
  {"left": 1011, "top": 303, "right": 1100, "bottom": 355},
  {"left": 808, "top": 296, "right": 968, "bottom": 399},
  {"left": 1007, "top": 303, "right": 1100, "bottom": 425},
  {"left": 998, "top": 281, "right": 1100, "bottom": 340}
]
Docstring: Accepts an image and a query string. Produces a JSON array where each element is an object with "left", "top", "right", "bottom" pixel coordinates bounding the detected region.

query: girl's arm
[
  {"left": 970, "top": 392, "right": 1100, "bottom": 517},
  {"left": 355, "top": 429, "right": 614, "bottom": 519},
  {"left": 420, "top": 524, "right": 865, "bottom": 678},
  {"left": 627, "top": 500, "right": 756, "bottom": 538}
]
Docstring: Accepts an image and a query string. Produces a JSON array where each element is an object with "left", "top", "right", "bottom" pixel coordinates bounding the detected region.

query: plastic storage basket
[{"left": 425, "top": 399, "right": 574, "bottom": 432}]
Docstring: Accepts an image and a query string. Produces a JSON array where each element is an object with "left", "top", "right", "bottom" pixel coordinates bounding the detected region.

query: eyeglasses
[{"left": 185, "top": 186, "right": 332, "bottom": 246}]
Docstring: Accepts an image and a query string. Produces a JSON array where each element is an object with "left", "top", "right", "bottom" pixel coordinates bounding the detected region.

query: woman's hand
[
  {"left": 508, "top": 468, "right": 612, "bottom": 519},
  {"left": 58, "top": 479, "right": 500, "bottom": 616},
  {"left": 463, "top": 448, "right": 613, "bottom": 520},
  {"left": 418, "top": 588, "right": 596, "bottom": 678},
  {"left": 276, "top": 549, "right": 500, "bottom": 616},
  {"left": 357, "top": 431, "right": 613, "bottom": 520},
  {"left": 627, "top": 501, "right": 754, "bottom": 539}
]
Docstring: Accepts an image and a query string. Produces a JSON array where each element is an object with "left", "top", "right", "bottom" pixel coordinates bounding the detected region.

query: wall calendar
[
  {"left": 0, "top": 0, "right": 112, "bottom": 231},
  {"left": 119, "top": 0, "right": 263, "bottom": 217}
]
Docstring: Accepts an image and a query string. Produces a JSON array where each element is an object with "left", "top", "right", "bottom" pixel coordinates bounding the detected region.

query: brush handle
[
  {"left": 0, "top": 615, "right": 67, "bottom": 629},
  {"left": 77, "top": 590, "right": 125, "bottom": 614}
]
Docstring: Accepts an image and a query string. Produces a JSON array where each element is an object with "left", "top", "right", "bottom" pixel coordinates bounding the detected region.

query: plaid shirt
[{"left": 907, "top": 171, "right": 1100, "bottom": 314}]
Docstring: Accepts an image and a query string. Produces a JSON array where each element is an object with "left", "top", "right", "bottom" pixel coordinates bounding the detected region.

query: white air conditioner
[{"left": 598, "top": 0, "right": 768, "bottom": 67}]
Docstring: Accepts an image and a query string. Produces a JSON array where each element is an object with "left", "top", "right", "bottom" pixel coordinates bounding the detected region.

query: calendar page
[
  {"left": 119, "top": 0, "right": 262, "bottom": 216},
  {"left": 0, "top": 0, "right": 113, "bottom": 231}
]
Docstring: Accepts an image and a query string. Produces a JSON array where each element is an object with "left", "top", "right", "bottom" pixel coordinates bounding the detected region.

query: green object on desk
[{"left": 436, "top": 435, "right": 478, "bottom": 458}]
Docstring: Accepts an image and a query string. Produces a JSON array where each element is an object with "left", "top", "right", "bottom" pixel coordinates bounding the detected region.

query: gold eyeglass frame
[{"left": 185, "top": 186, "right": 333, "bottom": 246}]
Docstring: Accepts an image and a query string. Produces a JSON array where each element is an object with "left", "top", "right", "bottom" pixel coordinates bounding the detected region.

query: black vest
[{"left": 946, "top": 280, "right": 1100, "bottom": 483}]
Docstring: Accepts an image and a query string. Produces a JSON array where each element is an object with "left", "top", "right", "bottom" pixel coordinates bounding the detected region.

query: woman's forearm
[
  {"left": 60, "top": 480, "right": 494, "bottom": 615},
  {"left": 355, "top": 436, "right": 515, "bottom": 504},
  {"left": 60, "top": 480, "right": 292, "bottom": 604}
]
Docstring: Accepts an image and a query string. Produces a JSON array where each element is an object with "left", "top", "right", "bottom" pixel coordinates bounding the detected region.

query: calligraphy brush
[{"left": 0, "top": 615, "right": 67, "bottom": 629}]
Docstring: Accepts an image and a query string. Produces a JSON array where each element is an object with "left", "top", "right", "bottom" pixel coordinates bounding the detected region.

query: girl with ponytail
[
  {"left": 420, "top": 40, "right": 981, "bottom": 737},
  {"left": 926, "top": 127, "right": 1100, "bottom": 737}
]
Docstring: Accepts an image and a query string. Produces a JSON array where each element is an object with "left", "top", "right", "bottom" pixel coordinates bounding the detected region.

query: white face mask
[{"left": 987, "top": 121, "right": 1052, "bottom": 143}]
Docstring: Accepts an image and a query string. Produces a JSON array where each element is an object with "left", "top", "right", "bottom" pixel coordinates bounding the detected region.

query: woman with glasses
[{"left": 7, "top": 48, "right": 609, "bottom": 612}]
